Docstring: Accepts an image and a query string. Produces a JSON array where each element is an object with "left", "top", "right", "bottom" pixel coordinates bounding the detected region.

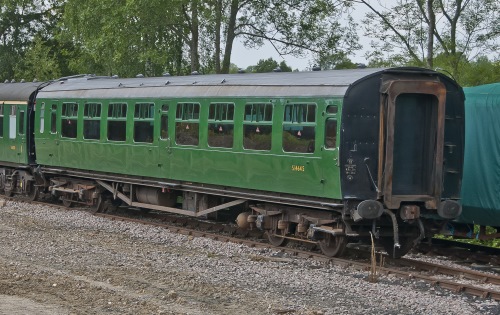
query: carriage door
[
  {"left": 382, "top": 80, "right": 446, "bottom": 210},
  {"left": 158, "top": 103, "right": 171, "bottom": 173},
  {"left": 17, "top": 106, "right": 26, "bottom": 163}
]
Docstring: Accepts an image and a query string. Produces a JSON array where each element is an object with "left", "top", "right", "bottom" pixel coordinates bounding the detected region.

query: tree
[
  {"left": 62, "top": 0, "right": 192, "bottom": 77},
  {"left": 450, "top": 56, "right": 500, "bottom": 87},
  {"left": 219, "top": 0, "right": 360, "bottom": 73},
  {"left": 252, "top": 58, "right": 292, "bottom": 73},
  {"left": 14, "top": 37, "right": 61, "bottom": 81},
  {"left": 0, "top": 0, "right": 64, "bottom": 80},
  {"left": 352, "top": 0, "right": 499, "bottom": 80}
]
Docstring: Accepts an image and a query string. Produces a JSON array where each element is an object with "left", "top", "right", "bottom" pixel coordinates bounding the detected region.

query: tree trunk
[
  {"left": 426, "top": 0, "right": 435, "bottom": 69},
  {"left": 215, "top": 0, "right": 222, "bottom": 73},
  {"left": 221, "top": 0, "right": 239, "bottom": 74},
  {"left": 190, "top": 0, "right": 200, "bottom": 73}
]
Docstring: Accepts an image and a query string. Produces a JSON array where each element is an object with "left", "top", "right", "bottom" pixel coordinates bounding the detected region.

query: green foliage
[
  {"left": 457, "top": 57, "right": 500, "bottom": 87},
  {"left": 14, "top": 37, "right": 61, "bottom": 81},
  {"left": 436, "top": 225, "right": 500, "bottom": 248},
  {"left": 0, "top": 1, "right": 362, "bottom": 78},
  {"left": 252, "top": 58, "right": 292, "bottom": 73},
  {"left": 0, "top": 0, "right": 64, "bottom": 81}
]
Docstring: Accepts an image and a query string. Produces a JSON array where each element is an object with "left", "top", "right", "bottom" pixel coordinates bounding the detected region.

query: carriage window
[
  {"left": 50, "top": 104, "right": 57, "bottom": 134},
  {"left": 208, "top": 103, "right": 234, "bottom": 148},
  {"left": 83, "top": 103, "right": 101, "bottom": 140},
  {"left": 325, "top": 118, "right": 337, "bottom": 149},
  {"left": 61, "top": 103, "right": 78, "bottom": 138},
  {"left": 39, "top": 103, "right": 45, "bottom": 133},
  {"left": 9, "top": 106, "right": 17, "bottom": 139},
  {"left": 108, "top": 103, "right": 127, "bottom": 141},
  {"left": 326, "top": 105, "right": 338, "bottom": 114},
  {"left": 134, "top": 103, "right": 154, "bottom": 143},
  {"left": 283, "top": 104, "right": 316, "bottom": 153},
  {"left": 160, "top": 105, "right": 169, "bottom": 140},
  {"left": 175, "top": 103, "right": 200, "bottom": 146},
  {"left": 243, "top": 103, "right": 273, "bottom": 151},
  {"left": 18, "top": 110, "right": 25, "bottom": 135},
  {"left": 0, "top": 105, "right": 3, "bottom": 138}
]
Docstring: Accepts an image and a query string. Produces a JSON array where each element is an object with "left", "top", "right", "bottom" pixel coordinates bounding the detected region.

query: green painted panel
[
  {"left": 34, "top": 96, "right": 343, "bottom": 200},
  {"left": 0, "top": 104, "right": 29, "bottom": 164}
]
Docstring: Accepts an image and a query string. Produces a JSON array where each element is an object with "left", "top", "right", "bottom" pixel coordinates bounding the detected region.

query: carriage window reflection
[
  {"left": 243, "top": 103, "right": 273, "bottom": 151},
  {"left": 325, "top": 118, "right": 337, "bottom": 149},
  {"left": 160, "top": 105, "right": 169, "bottom": 140},
  {"left": 107, "top": 103, "right": 127, "bottom": 141},
  {"left": 134, "top": 103, "right": 154, "bottom": 143},
  {"left": 83, "top": 103, "right": 101, "bottom": 140},
  {"left": 208, "top": 103, "right": 234, "bottom": 148},
  {"left": 283, "top": 104, "right": 316, "bottom": 153},
  {"left": 61, "top": 102, "right": 78, "bottom": 139},
  {"left": 50, "top": 104, "right": 57, "bottom": 134},
  {"left": 176, "top": 103, "right": 200, "bottom": 146}
]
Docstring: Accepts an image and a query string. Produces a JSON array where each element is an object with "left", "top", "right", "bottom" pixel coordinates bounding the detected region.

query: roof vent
[
  {"left": 4, "top": 79, "right": 8, "bottom": 83},
  {"left": 165, "top": 80, "right": 170, "bottom": 85},
  {"left": 272, "top": 67, "right": 282, "bottom": 72},
  {"left": 220, "top": 78, "right": 226, "bottom": 84},
  {"left": 312, "top": 65, "right": 321, "bottom": 71},
  {"left": 163, "top": 72, "right": 171, "bottom": 77},
  {"left": 237, "top": 68, "right": 245, "bottom": 74},
  {"left": 11, "top": 79, "right": 16, "bottom": 83},
  {"left": 136, "top": 74, "right": 144, "bottom": 78},
  {"left": 112, "top": 75, "right": 119, "bottom": 78},
  {"left": 33, "top": 79, "right": 38, "bottom": 83},
  {"left": 191, "top": 71, "right": 200, "bottom": 75}
]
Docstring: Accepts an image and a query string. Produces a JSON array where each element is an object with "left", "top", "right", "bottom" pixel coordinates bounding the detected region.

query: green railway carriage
[
  {"left": 0, "top": 82, "right": 41, "bottom": 196},
  {"left": 34, "top": 73, "right": 348, "bottom": 201},
  {"left": 1, "top": 68, "right": 465, "bottom": 258}
]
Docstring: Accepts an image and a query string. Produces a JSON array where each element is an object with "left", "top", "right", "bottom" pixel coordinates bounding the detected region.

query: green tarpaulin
[{"left": 459, "top": 83, "right": 500, "bottom": 227}]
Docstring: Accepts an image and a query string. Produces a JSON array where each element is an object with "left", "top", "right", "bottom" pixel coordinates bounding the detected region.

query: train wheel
[
  {"left": 62, "top": 193, "right": 73, "bottom": 208},
  {"left": 92, "top": 194, "right": 105, "bottom": 213},
  {"left": 267, "top": 231, "right": 289, "bottom": 247},
  {"left": 318, "top": 222, "right": 347, "bottom": 257},
  {"left": 380, "top": 237, "right": 414, "bottom": 259},
  {"left": 318, "top": 233, "right": 347, "bottom": 257},
  {"left": 28, "top": 184, "right": 39, "bottom": 201},
  {"left": 3, "top": 187, "right": 13, "bottom": 197}
]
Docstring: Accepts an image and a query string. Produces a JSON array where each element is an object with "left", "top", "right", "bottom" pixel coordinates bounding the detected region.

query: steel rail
[{"left": 3, "top": 197, "right": 500, "bottom": 301}]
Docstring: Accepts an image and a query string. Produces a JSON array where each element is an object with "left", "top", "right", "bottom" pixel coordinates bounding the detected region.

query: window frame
[
  {"left": 50, "top": 104, "right": 57, "bottom": 134},
  {"left": 324, "top": 105, "right": 339, "bottom": 150},
  {"left": 83, "top": 102, "right": 102, "bottom": 140},
  {"left": 0, "top": 104, "right": 3, "bottom": 138},
  {"left": 160, "top": 104, "right": 169, "bottom": 140},
  {"left": 243, "top": 103, "right": 273, "bottom": 151},
  {"left": 61, "top": 102, "right": 79, "bottom": 139},
  {"left": 282, "top": 103, "right": 317, "bottom": 153},
  {"left": 107, "top": 103, "right": 128, "bottom": 142},
  {"left": 207, "top": 102, "right": 235, "bottom": 149},
  {"left": 133, "top": 102, "right": 155, "bottom": 144},
  {"left": 175, "top": 102, "right": 200, "bottom": 146}
]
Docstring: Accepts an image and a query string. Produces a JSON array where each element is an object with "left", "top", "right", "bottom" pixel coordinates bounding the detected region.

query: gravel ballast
[{"left": 0, "top": 199, "right": 499, "bottom": 315}]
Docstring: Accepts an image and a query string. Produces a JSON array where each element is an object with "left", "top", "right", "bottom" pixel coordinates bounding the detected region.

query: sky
[{"left": 230, "top": 2, "right": 372, "bottom": 71}]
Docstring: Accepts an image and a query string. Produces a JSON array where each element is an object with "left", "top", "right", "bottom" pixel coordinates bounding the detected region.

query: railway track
[{"left": 5, "top": 196, "right": 500, "bottom": 301}]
